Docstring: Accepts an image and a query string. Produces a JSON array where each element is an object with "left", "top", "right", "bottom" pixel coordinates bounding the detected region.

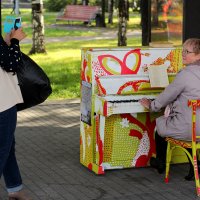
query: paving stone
[{"left": 0, "top": 99, "right": 199, "bottom": 199}]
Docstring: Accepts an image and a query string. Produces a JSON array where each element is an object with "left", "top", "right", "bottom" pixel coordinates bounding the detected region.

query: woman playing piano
[{"left": 139, "top": 38, "right": 200, "bottom": 180}]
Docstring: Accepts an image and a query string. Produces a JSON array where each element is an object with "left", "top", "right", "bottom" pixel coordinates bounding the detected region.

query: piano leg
[{"left": 94, "top": 115, "right": 105, "bottom": 174}]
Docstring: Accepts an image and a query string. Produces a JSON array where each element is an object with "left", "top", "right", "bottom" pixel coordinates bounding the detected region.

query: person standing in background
[
  {"left": 10, "top": 0, "right": 21, "bottom": 15},
  {"left": 10, "top": 0, "right": 16, "bottom": 14}
]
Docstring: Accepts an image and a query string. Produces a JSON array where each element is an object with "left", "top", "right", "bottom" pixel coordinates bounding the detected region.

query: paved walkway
[
  {"left": 0, "top": 99, "right": 199, "bottom": 200},
  {"left": 21, "top": 25, "right": 141, "bottom": 44},
  {"left": 1, "top": 5, "right": 192, "bottom": 200},
  {"left": 0, "top": 20, "right": 194, "bottom": 199}
]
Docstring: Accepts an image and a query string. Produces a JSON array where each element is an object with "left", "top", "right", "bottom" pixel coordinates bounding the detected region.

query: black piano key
[{"left": 108, "top": 99, "right": 155, "bottom": 103}]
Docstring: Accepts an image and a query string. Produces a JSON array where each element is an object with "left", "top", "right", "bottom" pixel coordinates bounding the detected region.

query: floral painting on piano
[{"left": 80, "top": 47, "right": 187, "bottom": 175}]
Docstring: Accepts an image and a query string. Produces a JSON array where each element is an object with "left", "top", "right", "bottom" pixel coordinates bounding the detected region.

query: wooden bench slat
[{"left": 56, "top": 5, "right": 101, "bottom": 24}]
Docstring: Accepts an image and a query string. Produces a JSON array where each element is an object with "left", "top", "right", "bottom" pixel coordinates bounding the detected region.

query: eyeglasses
[{"left": 182, "top": 49, "right": 195, "bottom": 55}]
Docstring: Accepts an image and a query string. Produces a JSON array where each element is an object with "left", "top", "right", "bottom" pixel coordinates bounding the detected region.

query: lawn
[{"left": 2, "top": 8, "right": 142, "bottom": 100}]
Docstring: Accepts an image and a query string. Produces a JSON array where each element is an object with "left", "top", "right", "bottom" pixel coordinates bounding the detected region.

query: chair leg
[
  {"left": 184, "top": 148, "right": 194, "bottom": 181},
  {"left": 192, "top": 148, "right": 200, "bottom": 196},
  {"left": 165, "top": 142, "right": 172, "bottom": 183}
]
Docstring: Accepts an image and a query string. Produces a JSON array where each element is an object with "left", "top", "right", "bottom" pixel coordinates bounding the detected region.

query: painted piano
[{"left": 80, "top": 46, "right": 186, "bottom": 175}]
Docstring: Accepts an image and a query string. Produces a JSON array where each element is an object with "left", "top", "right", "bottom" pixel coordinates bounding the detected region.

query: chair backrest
[{"left": 188, "top": 100, "right": 200, "bottom": 143}]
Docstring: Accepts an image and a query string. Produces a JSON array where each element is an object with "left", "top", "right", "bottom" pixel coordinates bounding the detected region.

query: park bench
[{"left": 56, "top": 5, "right": 101, "bottom": 25}]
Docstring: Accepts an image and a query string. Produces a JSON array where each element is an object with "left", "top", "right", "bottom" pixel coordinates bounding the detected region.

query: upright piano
[{"left": 80, "top": 47, "right": 186, "bottom": 174}]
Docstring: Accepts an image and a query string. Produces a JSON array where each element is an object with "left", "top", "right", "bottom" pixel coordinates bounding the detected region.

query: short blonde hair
[{"left": 184, "top": 38, "right": 200, "bottom": 54}]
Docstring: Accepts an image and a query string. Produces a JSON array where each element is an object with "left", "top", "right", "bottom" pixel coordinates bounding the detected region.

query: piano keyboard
[{"left": 95, "top": 94, "right": 157, "bottom": 116}]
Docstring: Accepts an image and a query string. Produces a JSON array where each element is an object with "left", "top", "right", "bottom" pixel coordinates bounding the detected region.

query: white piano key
[{"left": 95, "top": 94, "right": 158, "bottom": 116}]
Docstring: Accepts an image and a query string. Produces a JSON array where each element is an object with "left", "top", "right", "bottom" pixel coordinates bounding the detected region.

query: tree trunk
[
  {"left": 82, "top": 0, "right": 89, "bottom": 5},
  {"left": 108, "top": 0, "right": 114, "bottom": 24},
  {"left": 140, "top": 0, "right": 151, "bottom": 46},
  {"left": 118, "top": 0, "right": 128, "bottom": 46},
  {"left": 72, "top": 0, "right": 77, "bottom": 5},
  {"left": 29, "top": 0, "right": 46, "bottom": 54},
  {"left": 127, "top": 0, "right": 129, "bottom": 21},
  {"left": 152, "top": 0, "right": 159, "bottom": 26},
  {"left": 100, "top": 0, "right": 106, "bottom": 27}
]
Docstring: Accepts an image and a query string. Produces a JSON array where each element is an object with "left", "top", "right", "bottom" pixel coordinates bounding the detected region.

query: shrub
[{"left": 45, "top": 0, "right": 70, "bottom": 12}]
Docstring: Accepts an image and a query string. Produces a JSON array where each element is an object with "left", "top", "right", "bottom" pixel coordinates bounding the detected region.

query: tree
[
  {"left": 118, "top": 0, "right": 129, "bottom": 46},
  {"left": 95, "top": 0, "right": 106, "bottom": 27},
  {"left": 29, "top": 0, "right": 46, "bottom": 54},
  {"left": 132, "top": 0, "right": 141, "bottom": 12},
  {"left": 45, "top": 0, "right": 68, "bottom": 12},
  {"left": 72, "top": 0, "right": 77, "bottom": 4},
  {"left": 100, "top": 0, "right": 106, "bottom": 27},
  {"left": 82, "top": 0, "right": 89, "bottom": 5},
  {"left": 152, "top": 0, "right": 159, "bottom": 26},
  {"left": 108, "top": 0, "right": 114, "bottom": 24},
  {"left": 140, "top": 0, "right": 151, "bottom": 46}
]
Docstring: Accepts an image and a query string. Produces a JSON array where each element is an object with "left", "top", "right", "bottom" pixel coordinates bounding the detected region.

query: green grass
[
  {"left": 2, "top": 9, "right": 100, "bottom": 38},
  {"left": 2, "top": 8, "right": 142, "bottom": 100},
  {"left": 20, "top": 36, "right": 141, "bottom": 100},
  {"left": 2, "top": 8, "right": 182, "bottom": 100}
]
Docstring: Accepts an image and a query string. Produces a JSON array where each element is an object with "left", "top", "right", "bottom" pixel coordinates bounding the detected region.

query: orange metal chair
[{"left": 165, "top": 100, "right": 200, "bottom": 197}]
